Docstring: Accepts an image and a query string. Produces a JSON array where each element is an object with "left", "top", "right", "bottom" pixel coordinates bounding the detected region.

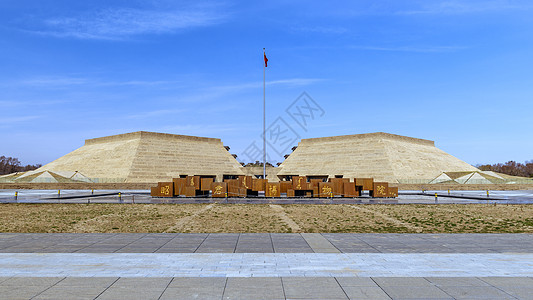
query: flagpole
[{"left": 263, "top": 48, "right": 266, "bottom": 180}]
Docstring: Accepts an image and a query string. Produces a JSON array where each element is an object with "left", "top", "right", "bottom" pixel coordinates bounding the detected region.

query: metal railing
[
  {"left": 0, "top": 177, "right": 126, "bottom": 183},
  {"left": 397, "top": 178, "right": 533, "bottom": 184}
]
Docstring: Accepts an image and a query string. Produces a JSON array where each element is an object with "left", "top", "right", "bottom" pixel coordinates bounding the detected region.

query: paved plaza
[
  {"left": 1, "top": 233, "right": 533, "bottom": 299},
  {"left": 2, "top": 233, "right": 533, "bottom": 254},
  {"left": 2, "top": 189, "right": 533, "bottom": 204}
]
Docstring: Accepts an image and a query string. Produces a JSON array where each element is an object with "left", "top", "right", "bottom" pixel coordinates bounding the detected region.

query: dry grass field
[{"left": 0, "top": 203, "right": 532, "bottom": 233}]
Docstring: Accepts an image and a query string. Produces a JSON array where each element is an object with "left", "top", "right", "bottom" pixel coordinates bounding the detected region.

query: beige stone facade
[
  {"left": 11, "top": 131, "right": 483, "bottom": 185},
  {"left": 276, "top": 132, "right": 478, "bottom": 183},
  {"left": 34, "top": 131, "right": 244, "bottom": 183}
]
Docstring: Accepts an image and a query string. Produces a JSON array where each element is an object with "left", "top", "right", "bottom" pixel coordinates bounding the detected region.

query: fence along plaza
[{"left": 151, "top": 175, "right": 398, "bottom": 198}]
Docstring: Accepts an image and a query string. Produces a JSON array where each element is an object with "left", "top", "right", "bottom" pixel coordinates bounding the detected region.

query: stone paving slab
[
  {"left": 341, "top": 285, "right": 391, "bottom": 300},
  {"left": 2, "top": 233, "right": 533, "bottom": 253},
  {"left": 1, "top": 277, "right": 532, "bottom": 300},
  {"left": 2, "top": 233, "right": 533, "bottom": 299},
  {"left": 441, "top": 286, "right": 517, "bottom": 299},
  {"left": 282, "top": 277, "right": 349, "bottom": 299},
  {"left": 301, "top": 233, "right": 341, "bottom": 253},
  {"left": 1, "top": 253, "right": 532, "bottom": 277},
  {"left": 223, "top": 277, "right": 285, "bottom": 300}
]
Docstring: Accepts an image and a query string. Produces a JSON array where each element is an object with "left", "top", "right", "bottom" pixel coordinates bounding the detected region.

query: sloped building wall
[
  {"left": 34, "top": 131, "right": 244, "bottom": 183},
  {"left": 36, "top": 135, "right": 141, "bottom": 181},
  {"left": 277, "top": 132, "right": 478, "bottom": 183},
  {"left": 126, "top": 132, "right": 244, "bottom": 182}
]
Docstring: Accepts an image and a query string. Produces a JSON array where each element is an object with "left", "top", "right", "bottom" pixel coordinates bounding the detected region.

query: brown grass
[{"left": 0, "top": 203, "right": 532, "bottom": 233}]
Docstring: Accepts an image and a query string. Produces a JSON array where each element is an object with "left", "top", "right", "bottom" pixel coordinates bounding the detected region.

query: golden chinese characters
[{"left": 214, "top": 185, "right": 223, "bottom": 195}]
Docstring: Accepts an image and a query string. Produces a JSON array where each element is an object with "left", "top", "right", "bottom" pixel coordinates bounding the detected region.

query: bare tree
[
  {"left": 0, "top": 156, "right": 41, "bottom": 175},
  {"left": 476, "top": 160, "right": 533, "bottom": 178}
]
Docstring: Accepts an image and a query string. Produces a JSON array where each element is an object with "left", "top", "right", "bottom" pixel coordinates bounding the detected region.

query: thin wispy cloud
[
  {"left": 13, "top": 76, "right": 183, "bottom": 88},
  {"left": 20, "top": 77, "right": 89, "bottom": 87},
  {"left": 291, "top": 25, "right": 347, "bottom": 34},
  {"left": 212, "top": 78, "right": 325, "bottom": 93},
  {"left": 268, "top": 78, "right": 325, "bottom": 86},
  {"left": 0, "top": 100, "right": 26, "bottom": 108},
  {"left": 397, "top": 0, "right": 533, "bottom": 15},
  {"left": 0, "top": 99, "right": 68, "bottom": 107},
  {"left": 160, "top": 124, "right": 240, "bottom": 136},
  {"left": 33, "top": 5, "right": 228, "bottom": 40},
  {"left": 350, "top": 45, "right": 468, "bottom": 53},
  {"left": 0, "top": 115, "right": 40, "bottom": 125},
  {"left": 325, "top": 0, "right": 532, "bottom": 17},
  {"left": 125, "top": 109, "right": 186, "bottom": 120},
  {"left": 104, "top": 80, "right": 182, "bottom": 87},
  {"left": 139, "top": 78, "right": 326, "bottom": 106}
]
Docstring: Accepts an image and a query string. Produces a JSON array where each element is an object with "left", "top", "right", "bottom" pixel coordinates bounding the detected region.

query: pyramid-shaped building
[
  {"left": 277, "top": 132, "right": 478, "bottom": 183},
  {"left": 33, "top": 131, "right": 244, "bottom": 183}
]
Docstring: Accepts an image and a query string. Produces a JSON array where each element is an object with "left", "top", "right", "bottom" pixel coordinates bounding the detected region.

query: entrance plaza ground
[
  {"left": 1, "top": 233, "right": 533, "bottom": 299},
  {"left": 1, "top": 191, "right": 533, "bottom": 299}
]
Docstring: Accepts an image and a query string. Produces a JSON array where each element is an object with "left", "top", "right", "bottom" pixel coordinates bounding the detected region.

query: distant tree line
[
  {"left": 244, "top": 161, "right": 275, "bottom": 167},
  {"left": 477, "top": 160, "right": 533, "bottom": 178},
  {"left": 0, "top": 156, "right": 42, "bottom": 175}
]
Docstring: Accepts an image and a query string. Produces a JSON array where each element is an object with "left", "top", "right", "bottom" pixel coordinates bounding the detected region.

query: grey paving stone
[
  {"left": 199, "top": 243, "right": 239, "bottom": 248},
  {"left": 79, "top": 244, "right": 123, "bottom": 248},
  {"left": 76, "top": 248, "right": 123, "bottom": 253},
  {"left": 126, "top": 243, "right": 167, "bottom": 247},
  {"left": 235, "top": 248, "right": 273, "bottom": 253},
  {"left": 155, "top": 247, "right": 199, "bottom": 253},
  {"left": 302, "top": 233, "right": 341, "bottom": 253},
  {"left": 167, "top": 277, "right": 226, "bottom": 288},
  {"left": 339, "top": 248, "right": 382, "bottom": 253},
  {"left": 0, "top": 277, "right": 64, "bottom": 286},
  {"left": 0, "top": 277, "right": 11, "bottom": 284},
  {"left": 54, "top": 277, "right": 118, "bottom": 287},
  {"left": 0, "top": 285, "right": 51, "bottom": 300},
  {"left": 273, "top": 248, "right": 314, "bottom": 253},
  {"left": 0, "top": 247, "right": 43, "bottom": 253},
  {"left": 178, "top": 233, "right": 209, "bottom": 238},
  {"left": 282, "top": 277, "right": 348, "bottom": 299},
  {"left": 1, "top": 233, "right": 533, "bottom": 299},
  {"left": 165, "top": 240, "right": 204, "bottom": 245},
  {"left": 111, "top": 277, "right": 172, "bottom": 288},
  {"left": 271, "top": 233, "right": 313, "bottom": 253},
  {"left": 95, "top": 287, "right": 165, "bottom": 300},
  {"left": 38, "top": 248, "right": 80, "bottom": 253},
  {"left": 160, "top": 287, "right": 224, "bottom": 300},
  {"left": 32, "top": 286, "right": 107, "bottom": 300},
  {"left": 114, "top": 247, "right": 159, "bottom": 253},
  {"left": 223, "top": 277, "right": 284, "bottom": 300},
  {"left": 3, "top": 233, "right": 533, "bottom": 254},
  {"left": 425, "top": 277, "right": 491, "bottom": 287},
  {"left": 497, "top": 286, "right": 533, "bottom": 299},
  {"left": 336, "top": 277, "right": 380, "bottom": 287},
  {"left": 164, "top": 240, "right": 204, "bottom": 246},
  {"left": 379, "top": 285, "right": 453, "bottom": 299},
  {"left": 480, "top": 277, "right": 533, "bottom": 287},
  {"left": 437, "top": 286, "right": 516, "bottom": 299},
  {"left": 195, "top": 248, "right": 236, "bottom": 253},
  {"left": 341, "top": 286, "right": 392, "bottom": 300},
  {"left": 372, "top": 277, "right": 433, "bottom": 287}
]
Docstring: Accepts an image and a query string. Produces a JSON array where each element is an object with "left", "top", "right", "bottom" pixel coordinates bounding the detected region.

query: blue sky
[{"left": 1, "top": 0, "right": 532, "bottom": 166}]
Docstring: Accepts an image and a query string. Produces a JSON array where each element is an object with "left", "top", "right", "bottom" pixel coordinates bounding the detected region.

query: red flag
[{"left": 264, "top": 52, "right": 268, "bottom": 67}]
